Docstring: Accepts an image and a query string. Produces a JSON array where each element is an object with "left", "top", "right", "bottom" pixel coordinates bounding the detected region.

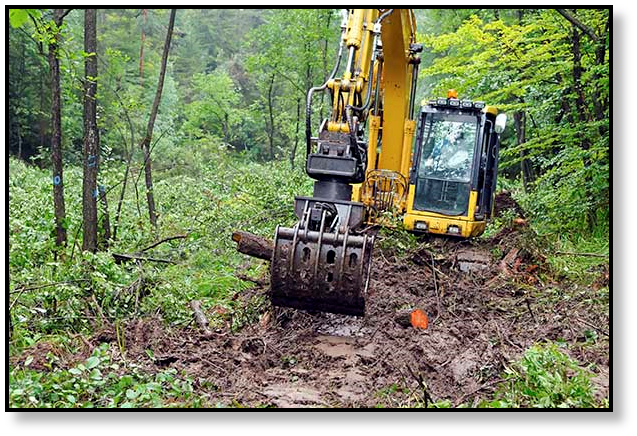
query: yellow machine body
[
  {"left": 270, "top": 9, "right": 503, "bottom": 316},
  {"left": 403, "top": 189, "right": 486, "bottom": 238}
]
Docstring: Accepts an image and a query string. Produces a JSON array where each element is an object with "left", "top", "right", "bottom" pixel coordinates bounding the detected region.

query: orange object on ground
[{"left": 410, "top": 309, "right": 429, "bottom": 329}]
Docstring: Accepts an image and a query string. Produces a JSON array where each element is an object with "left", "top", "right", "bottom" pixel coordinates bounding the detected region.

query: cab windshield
[
  {"left": 413, "top": 113, "right": 479, "bottom": 216},
  {"left": 417, "top": 113, "right": 477, "bottom": 182}
]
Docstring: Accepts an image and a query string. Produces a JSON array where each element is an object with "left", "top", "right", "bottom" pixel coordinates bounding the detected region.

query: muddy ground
[{"left": 15, "top": 198, "right": 610, "bottom": 408}]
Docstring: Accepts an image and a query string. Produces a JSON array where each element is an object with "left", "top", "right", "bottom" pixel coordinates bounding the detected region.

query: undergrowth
[
  {"left": 10, "top": 343, "right": 206, "bottom": 408},
  {"left": 9, "top": 151, "right": 309, "bottom": 342},
  {"left": 482, "top": 342, "right": 602, "bottom": 408}
]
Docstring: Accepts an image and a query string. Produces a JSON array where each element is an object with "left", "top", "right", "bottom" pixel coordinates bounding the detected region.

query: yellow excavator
[{"left": 270, "top": 9, "right": 507, "bottom": 316}]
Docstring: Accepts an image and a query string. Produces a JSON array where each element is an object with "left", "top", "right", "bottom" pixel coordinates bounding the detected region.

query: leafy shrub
[
  {"left": 484, "top": 342, "right": 600, "bottom": 408},
  {"left": 9, "top": 343, "right": 204, "bottom": 408}
]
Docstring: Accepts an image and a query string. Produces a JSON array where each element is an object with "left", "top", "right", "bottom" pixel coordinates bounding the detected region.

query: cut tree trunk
[{"left": 232, "top": 231, "right": 274, "bottom": 261}]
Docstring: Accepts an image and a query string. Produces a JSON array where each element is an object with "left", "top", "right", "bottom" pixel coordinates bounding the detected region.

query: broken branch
[
  {"left": 232, "top": 231, "right": 274, "bottom": 261},
  {"left": 235, "top": 273, "right": 268, "bottom": 286},
  {"left": 555, "top": 251, "right": 608, "bottom": 258},
  {"left": 139, "top": 234, "right": 187, "bottom": 252}
]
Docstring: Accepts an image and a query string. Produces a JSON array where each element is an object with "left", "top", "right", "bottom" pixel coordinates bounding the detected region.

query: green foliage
[
  {"left": 244, "top": 9, "right": 339, "bottom": 160},
  {"left": 10, "top": 343, "right": 204, "bottom": 408},
  {"left": 182, "top": 70, "right": 254, "bottom": 150},
  {"left": 9, "top": 152, "right": 310, "bottom": 343},
  {"left": 420, "top": 9, "right": 609, "bottom": 234},
  {"left": 376, "top": 214, "right": 420, "bottom": 257},
  {"left": 544, "top": 231, "right": 609, "bottom": 286},
  {"left": 483, "top": 342, "right": 600, "bottom": 408},
  {"left": 9, "top": 9, "right": 41, "bottom": 28}
]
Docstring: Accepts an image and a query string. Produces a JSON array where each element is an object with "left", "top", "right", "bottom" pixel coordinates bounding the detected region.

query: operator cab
[{"left": 404, "top": 90, "right": 506, "bottom": 238}]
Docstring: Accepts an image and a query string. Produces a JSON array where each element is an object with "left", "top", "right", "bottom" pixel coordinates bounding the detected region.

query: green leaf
[
  {"left": 24, "top": 355, "right": 34, "bottom": 367},
  {"left": 86, "top": 356, "right": 100, "bottom": 369},
  {"left": 66, "top": 394, "right": 76, "bottom": 404},
  {"left": 9, "top": 9, "right": 29, "bottom": 28},
  {"left": 125, "top": 388, "right": 138, "bottom": 400}
]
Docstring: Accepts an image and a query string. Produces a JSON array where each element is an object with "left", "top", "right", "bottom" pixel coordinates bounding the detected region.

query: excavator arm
[{"left": 270, "top": 9, "right": 421, "bottom": 316}]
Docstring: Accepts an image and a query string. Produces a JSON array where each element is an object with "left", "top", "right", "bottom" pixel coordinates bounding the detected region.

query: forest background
[{"left": 5, "top": 7, "right": 612, "bottom": 412}]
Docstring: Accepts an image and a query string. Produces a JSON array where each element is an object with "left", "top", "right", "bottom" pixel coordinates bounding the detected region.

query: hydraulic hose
[
  {"left": 349, "top": 9, "right": 392, "bottom": 114},
  {"left": 348, "top": 31, "right": 379, "bottom": 113},
  {"left": 305, "top": 10, "right": 393, "bottom": 157},
  {"left": 376, "top": 9, "right": 393, "bottom": 24},
  {"left": 306, "top": 27, "right": 346, "bottom": 157}
]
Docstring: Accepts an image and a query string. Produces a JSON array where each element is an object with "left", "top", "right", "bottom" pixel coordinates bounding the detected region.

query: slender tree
[
  {"left": 140, "top": 8, "right": 176, "bottom": 228},
  {"left": 48, "top": 8, "right": 71, "bottom": 249},
  {"left": 82, "top": 8, "right": 99, "bottom": 252}
]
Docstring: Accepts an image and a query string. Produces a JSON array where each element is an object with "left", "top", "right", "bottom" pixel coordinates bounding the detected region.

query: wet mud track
[
  {"left": 81, "top": 225, "right": 608, "bottom": 408},
  {"left": 14, "top": 219, "right": 608, "bottom": 408}
]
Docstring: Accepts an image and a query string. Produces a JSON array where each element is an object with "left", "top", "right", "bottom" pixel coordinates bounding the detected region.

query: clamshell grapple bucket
[{"left": 270, "top": 197, "right": 374, "bottom": 316}]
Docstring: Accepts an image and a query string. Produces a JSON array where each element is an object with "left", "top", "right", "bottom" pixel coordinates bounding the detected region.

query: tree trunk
[
  {"left": 592, "top": 16, "right": 609, "bottom": 126},
  {"left": 16, "top": 38, "right": 25, "bottom": 159},
  {"left": 290, "top": 97, "right": 301, "bottom": 169},
  {"left": 17, "top": 123, "right": 22, "bottom": 160},
  {"left": 571, "top": 25, "right": 596, "bottom": 229},
  {"left": 48, "top": 9, "right": 68, "bottom": 248},
  {"left": 82, "top": 9, "right": 99, "bottom": 253},
  {"left": 113, "top": 151, "right": 132, "bottom": 242},
  {"left": 39, "top": 64, "right": 47, "bottom": 156},
  {"left": 112, "top": 91, "right": 136, "bottom": 241},
  {"left": 319, "top": 10, "right": 331, "bottom": 121},
  {"left": 140, "top": 9, "right": 177, "bottom": 228},
  {"left": 139, "top": 9, "right": 147, "bottom": 87},
  {"left": 571, "top": 28, "right": 590, "bottom": 125}
]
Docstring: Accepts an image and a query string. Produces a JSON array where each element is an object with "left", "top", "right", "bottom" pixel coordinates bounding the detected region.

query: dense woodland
[{"left": 8, "top": 9, "right": 609, "bottom": 408}]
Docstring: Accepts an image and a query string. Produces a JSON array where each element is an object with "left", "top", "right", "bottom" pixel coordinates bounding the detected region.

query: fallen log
[
  {"left": 499, "top": 247, "right": 520, "bottom": 276},
  {"left": 232, "top": 231, "right": 274, "bottom": 261}
]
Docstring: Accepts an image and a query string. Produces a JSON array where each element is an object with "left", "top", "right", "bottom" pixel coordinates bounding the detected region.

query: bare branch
[
  {"left": 138, "top": 234, "right": 188, "bottom": 252},
  {"left": 556, "top": 9, "right": 599, "bottom": 42},
  {"left": 59, "top": 8, "right": 73, "bottom": 22}
]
